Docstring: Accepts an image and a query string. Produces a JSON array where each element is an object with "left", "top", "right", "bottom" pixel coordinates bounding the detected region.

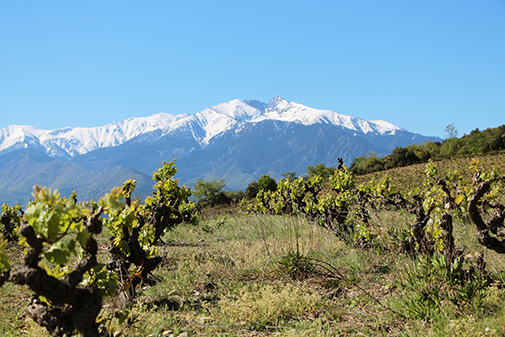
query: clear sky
[{"left": 1, "top": 1, "right": 504, "bottom": 138}]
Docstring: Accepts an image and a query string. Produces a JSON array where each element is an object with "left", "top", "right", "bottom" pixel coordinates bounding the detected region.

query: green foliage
[
  {"left": 256, "top": 174, "right": 277, "bottom": 193},
  {"left": 278, "top": 251, "right": 314, "bottom": 279},
  {"left": 329, "top": 166, "right": 355, "bottom": 191},
  {"left": 281, "top": 171, "right": 297, "bottom": 181},
  {"left": 306, "top": 163, "right": 335, "bottom": 181},
  {"left": 0, "top": 238, "right": 10, "bottom": 273},
  {"left": 445, "top": 123, "right": 459, "bottom": 140},
  {"left": 244, "top": 165, "right": 366, "bottom": 243},
  {"left": 350, "top": 152, "right": 387, "bottom": 175},
  {"left": 225, "top": 189, "right": 245, "bottom": 203},
  {"left": 1, "top": 204, "right": 22, "bottom": 223},
  {"left": 151, "top": 161, "right": 198, "bottom": 225},
  {"left": 244, "top": 174, "right": 278, "bottom": 200},
  {"left": 398, "top": 255, "right": 490, "bottom": 321},
  {"left": 103, "top": 161, "right": 198, "bottom": 262},
  {"left": 192, "top": 178, "right": 230, "bottom": 208},
  {"left": 150, "top": 163, "right": 190, "bottom": 221},
  {"left": 22, "top": 187, "right": 91, "bottom": 268},
  {"left": 360, "top": 175, "right": 395, "bottom": 198},
  {"left": 0, "top": 160, "right": 200, "bottom": 336},
  {"left": 244, "top": 180, "right": 259, "bottom": 199},
  {"left": 152, "top": 159, "right": 177, "bottom": 182},
  {"left": 24, "top": 188, "right": 60, "bottom": 242},
  {"left": 4, "top": 151, "right": 505, "bottom": 336},
  {"left": 351, "top": 124, "right": 505, "bottom": 175},
  {"left": 83, "top": 262, "right": 120, "bottom": 298},
  {"left": 100, "top": 187, "right": 140, "bottom": 257},
  {"left": 122, "top": 179, "right": 137, "bottom": 203},
  {"left": 1, "top": 203, "right": 22, "bottom": 241},
  {"left": 97, "top": 159, "right": 200, "bottom": 317},
  {"left": 385, "top": 146, "right": 421, "bottom": 170}
]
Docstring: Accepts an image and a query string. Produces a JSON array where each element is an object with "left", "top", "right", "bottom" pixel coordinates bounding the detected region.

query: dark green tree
[
  {"left": 192, "top": 178, "right": 230, "bottom": 207},
  {"left": 306, "top": 163, "right": 335, "bottom": 181},
  {"left": 256, "top": 174, "right": 277, "bottom": 193},
  {"left": 281, "top": 171, "right": 297, "bottom": 181},
  {"left": 244, "top": 181, "right": 259, "bottom": 199},
  {"left": 385, "top": 147, "right": 420, "bottom": 169},
  {"left": 245, "top": 174, "right": 277, "bottom": 199}
]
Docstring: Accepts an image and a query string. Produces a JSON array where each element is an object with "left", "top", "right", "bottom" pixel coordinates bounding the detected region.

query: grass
[
  {"left": 2, "top": 209, "right": 505, "bottom": 336},
  {"left": 2, "top": 156, "right": 505, "bottom": 336},
  {"left": 356, "top": 152, "right": 505, "bottom": 194}
]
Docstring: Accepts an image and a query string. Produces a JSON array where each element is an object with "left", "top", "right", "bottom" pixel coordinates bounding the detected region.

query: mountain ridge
[
  {"left": 0, "top": 96, "right": 406, "bottom": 158},
  {"left": 0, "top": 96, "right": 441, "bottom": 204}
]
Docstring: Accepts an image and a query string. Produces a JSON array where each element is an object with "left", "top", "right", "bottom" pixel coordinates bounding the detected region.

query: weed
[
  {"left": 397, "top": 254, "right": 490, "bottom": 322},
  {"left": 277, "top": 251, "right": 315, "bottom": 279},
  {"left": 202, "top": 224, "right": 214, "bottom": 233}
]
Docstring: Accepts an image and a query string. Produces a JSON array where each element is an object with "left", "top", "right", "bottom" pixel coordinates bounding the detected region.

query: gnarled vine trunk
[{"left": 5, "top": 209, "right": 105, "bottom": 337}]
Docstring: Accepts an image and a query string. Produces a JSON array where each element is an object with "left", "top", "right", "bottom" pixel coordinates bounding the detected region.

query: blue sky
[{"left": 1, "top": 1, "right": 504, "bottom": 138}]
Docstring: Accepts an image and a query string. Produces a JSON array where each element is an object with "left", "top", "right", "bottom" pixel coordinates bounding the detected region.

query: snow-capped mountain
[
  {"left": 0, "top": 96, "right": 403, "bottom": 158},
  {"left": 0, "top": 96, "right": 441, "bottom": 204},
  {"left": 0, "top": 113, "right": 188, "bottom": 158}
]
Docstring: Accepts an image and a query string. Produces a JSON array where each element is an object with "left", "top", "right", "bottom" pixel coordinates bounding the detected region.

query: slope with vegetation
[
  {"left": 351, "top": 124, "right": 505, "bottom": 175},
  {"left": 1, "top": 130, "right": 505, "bottom": 336}
]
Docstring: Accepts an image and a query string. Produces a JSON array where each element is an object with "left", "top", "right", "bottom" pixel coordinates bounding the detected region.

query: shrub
[{"left": 278, "top": 251, "right": 315, "bottom": 279}]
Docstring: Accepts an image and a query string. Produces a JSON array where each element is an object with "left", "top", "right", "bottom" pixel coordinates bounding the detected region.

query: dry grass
[
  {"left": 2, "top": 155, "right": 505, "bottom": 336},
  {"left": 2, "top": 209, "right": 505, "bottom": 336}
]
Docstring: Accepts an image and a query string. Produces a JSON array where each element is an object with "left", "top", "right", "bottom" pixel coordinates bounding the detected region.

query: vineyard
[{"left": 1, "top": 156, "right": 505, "bottom": 336}]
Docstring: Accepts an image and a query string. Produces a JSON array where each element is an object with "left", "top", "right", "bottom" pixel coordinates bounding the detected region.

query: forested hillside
[{"left": 351, "top": 124, "right": 505, "bottom": 175}]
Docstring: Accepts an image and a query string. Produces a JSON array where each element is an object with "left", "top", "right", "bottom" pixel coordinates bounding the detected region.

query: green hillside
[
  {"left": 357, "top": 151, "right": 505, "bottom": 194},
  {"left": 2, "top": 143, "right": 505, "bottom": 337},
  {"left": 351, "top": 124, "right": 505, "bottom": 175}
]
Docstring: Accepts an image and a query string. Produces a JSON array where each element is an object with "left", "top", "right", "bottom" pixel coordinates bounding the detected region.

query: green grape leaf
[
  {"left": 115, "top": 309, "right": 131, "bottom": 325},
  {"left": 45, "top": 210, "right": 61, "bottom": 243},
  {"left": 0, "top": 239, "right": 11, "bottom": 273},
  {"left": 100, "top": 187, "right": 124, "bottom": 214},
  {"left": 67, "top": 239, "right": 76, "bottom": 254},
  {"left": 122, "top": 281, "right": 132, "bottom": 292},
  {"left": 77, "top": 229, "right": 90, "bottom": 246},
  {"left": 44, "top": 242, "right": 71, "bottom": 265},
  {"left": 23, "top": 203, "right": 43, "bottom": 227},
  {"left": 112, "top": 236, "right": 122, "bottom": 247},
  {"left": 48, "top": 264, "right": 68, "bottom": 278}
]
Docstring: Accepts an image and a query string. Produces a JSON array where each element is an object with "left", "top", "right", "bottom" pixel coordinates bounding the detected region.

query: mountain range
[{"left": 0, "top": 96, "right": 441, "bottom": 204}]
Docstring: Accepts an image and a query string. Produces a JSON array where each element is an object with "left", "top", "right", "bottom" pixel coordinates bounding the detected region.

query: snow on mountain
[
  {"left": 256, "top": 96, "right": 403, "bottom": 135},
  {"left": 0, "top": 113, "right": 188, "bottom": 157},
  {"left": 209, "top": 99, "right": 265, "bottom": 121},
  {"left": 191, "top": 109, "right": 241, "bottom": 144},
  {"left": 0, "top": 96, "right": 404, "bottom": 157}
]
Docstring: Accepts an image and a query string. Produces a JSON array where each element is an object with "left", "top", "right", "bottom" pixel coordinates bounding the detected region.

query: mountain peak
[
  {"left": 266, "top": 96, "right": 289, "bottom": 112},
  {"left": 0, "top": 96, "right": 412, "bottom": 159}
]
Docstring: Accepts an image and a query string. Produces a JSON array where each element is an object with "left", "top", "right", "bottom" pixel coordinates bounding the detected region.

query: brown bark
[
  {"left": 467, "top": 174, "right": 505, "bottom": 254},
  {"left": 440, "top": 212, "right": 455, "bottom": 262},
  {"left": 6, "top": 208, "right": 105, "bottom": 337}
]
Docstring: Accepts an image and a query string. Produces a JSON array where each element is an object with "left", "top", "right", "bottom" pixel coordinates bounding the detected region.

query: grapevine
[{"left": 0, "top": 160, "right": 198, "bottom": 336}]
